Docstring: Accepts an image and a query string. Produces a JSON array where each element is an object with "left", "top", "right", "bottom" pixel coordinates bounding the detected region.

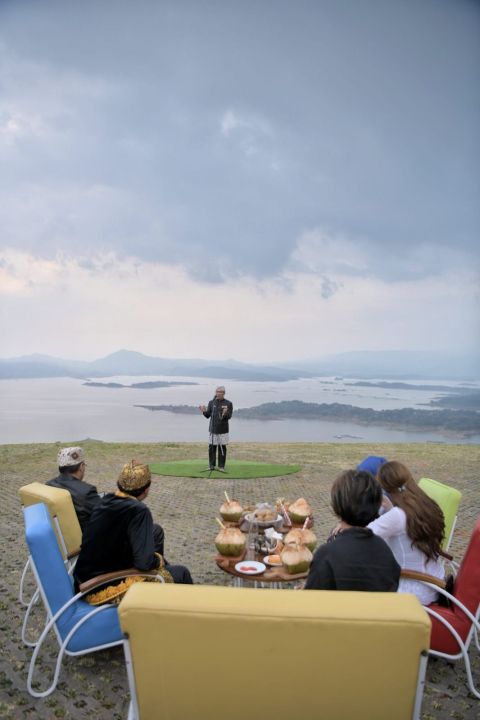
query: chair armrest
[
  {"left": 438, "top": 549, "right": 454, "bottom": 561},
  {"left": 400, "top": 569, "right": 446, "bottom": 589},
  {"left": 78, "top": 567, "right": 159, "bottom": 594}
]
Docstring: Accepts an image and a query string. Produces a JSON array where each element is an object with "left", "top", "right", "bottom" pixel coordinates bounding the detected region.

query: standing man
[
  {"left": 199, "top": 385, "right": 233, "bottom": 472},
  {"left": 46, "top": 446, "right": 101, "bottom": 533}
]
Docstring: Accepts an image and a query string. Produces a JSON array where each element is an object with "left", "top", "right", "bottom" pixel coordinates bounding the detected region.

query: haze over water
[{"left": 1, "top": 375, "right": 478, "bottom": 445}]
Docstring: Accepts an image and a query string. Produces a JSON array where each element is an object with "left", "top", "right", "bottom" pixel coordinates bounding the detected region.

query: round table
[{"left": 215, "top": 552, "right": 309, "bottom": 588}]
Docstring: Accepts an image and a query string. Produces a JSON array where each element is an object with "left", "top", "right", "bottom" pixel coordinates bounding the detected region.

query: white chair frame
[
  {"left": 415, "top": 579, "right": 480, "bottom": 699},
  {"left": 27, "top": 556, "right": 165, "bottom": 699}
]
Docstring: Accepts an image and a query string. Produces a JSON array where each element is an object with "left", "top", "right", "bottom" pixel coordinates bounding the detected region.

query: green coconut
[
  {"left": 215, "top": 526, "right": 246, "bottom": 557},
  {"left": 284, "top": 528, "right": 317, "bottom": 552},
  {"left": 280, "top": 542, "right": 313, "bottom": 575},
  {"left": 219, "top": 499, "right": 244, "bottom": 523},
  {"left": 287, "top": 497, "right": 312, "bottom": 524}
]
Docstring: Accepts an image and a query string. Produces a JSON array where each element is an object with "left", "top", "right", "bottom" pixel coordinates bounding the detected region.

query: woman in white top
[{"left": 368, "top": 461, "right": 445, "bottom": 605}]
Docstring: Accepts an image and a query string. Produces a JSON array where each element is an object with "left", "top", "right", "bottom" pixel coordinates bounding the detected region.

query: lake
[{"left": 1, "top": 375, "right": 479, "bottom": 445}]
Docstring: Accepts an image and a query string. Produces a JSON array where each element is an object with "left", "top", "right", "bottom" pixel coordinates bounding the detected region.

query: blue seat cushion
[{"left": 61, "top": 600, "right": 122, "bottom": 652}]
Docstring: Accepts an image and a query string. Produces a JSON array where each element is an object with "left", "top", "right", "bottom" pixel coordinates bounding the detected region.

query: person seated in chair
[
  {"left": 46, "top": 446, "right": 101, "bottom": 533},
  {"left": 74, "top": 460, "right": 193, "bottom": 590},
  {"left": 367, "top": 461, "right": 445, "bottom": 604},
  {"left": 305, "top": 470, "right": 400, "bottom": 592}
]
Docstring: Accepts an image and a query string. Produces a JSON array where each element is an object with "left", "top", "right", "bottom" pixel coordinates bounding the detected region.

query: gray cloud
[{"left": 0, "top": 0, "right": 479, "bottom": 282}]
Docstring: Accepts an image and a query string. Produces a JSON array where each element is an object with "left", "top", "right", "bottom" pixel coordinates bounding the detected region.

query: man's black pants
[{"left": 208, "top": 444, "right": 227, "bottom": 469}]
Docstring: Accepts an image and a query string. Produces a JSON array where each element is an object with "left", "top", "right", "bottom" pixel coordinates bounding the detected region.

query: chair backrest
[
  {"left": 418, "top": 477, "right": 461, "bottom": 550},
  {"left": 24, "top": 503, "right": 77, "bottom": 635},
  {"left": 119, "top": 584, "right": 430, "bottom": 720},
  {"left": 428, "top": 516, "right": 480, "bottom": 654},
  {"left": 452, "top": 516, "right": 480, "bottom": 617},
  {"left": 19, "top": 482, "right": 82, "bottom": 558}
]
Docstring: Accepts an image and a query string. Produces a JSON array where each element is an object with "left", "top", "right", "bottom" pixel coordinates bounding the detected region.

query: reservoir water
[{"left": 0, "top": 375, "right": 479, "bottom": 445}]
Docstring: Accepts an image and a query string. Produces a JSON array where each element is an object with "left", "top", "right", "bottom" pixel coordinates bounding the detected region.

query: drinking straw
[
  {"left": 302, "top": 517, "right": 309, "bottom": 530},
  {"left": 224, "top": 490, "right": 230, "bottom": 503},
  {"left": 215, "top": 517, "right": 226, "bottom": 529},
  {"left": 279, "top": 500, "right": 292, "bottom": 527}
]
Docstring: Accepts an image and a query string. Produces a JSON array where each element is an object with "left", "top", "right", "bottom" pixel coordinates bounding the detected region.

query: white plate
[
  {"left": 234, "top": 561, "right": 266, "bottom": 575},
  {"left": 263, "top": 555, "right": 283, "bottom": 567}
]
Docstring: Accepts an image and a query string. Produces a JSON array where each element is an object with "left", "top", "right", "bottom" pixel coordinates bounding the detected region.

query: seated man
[
  {"left": 47, "top": 446, "right": 101, "bottom": 533},
  {"left": 74, "top": 460, "right": 192, "bottom": 589},
  {"left": 305, "top": 470, "right": 400, "bottom": 592}
]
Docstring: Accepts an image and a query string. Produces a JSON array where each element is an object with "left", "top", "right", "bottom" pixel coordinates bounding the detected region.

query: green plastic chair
[{"left": 418, "top": 478, "right": 462, "bottom": 551}]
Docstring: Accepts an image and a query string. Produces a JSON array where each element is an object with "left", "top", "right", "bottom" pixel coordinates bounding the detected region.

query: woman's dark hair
[
  {"left": 377, "top": 461, "right": 445, "bottom": 560},
  {"left": 59, "top": 463, "right": 82, "bottom": 475},
  {"left": 116, "top": 480, "right": 151, "bottom": 498},
  {"left": 331, "top": 470, "right": 382, "bottom": 527}
]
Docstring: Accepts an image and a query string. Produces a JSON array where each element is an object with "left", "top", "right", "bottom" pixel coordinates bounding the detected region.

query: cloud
[
  {"left": 0, "top": 249, "right": 477, "bottom": 361},
  {"left": 0, "top": 2, "right": 477, "bottom": 287},
  {"left": 220, "top": 108, "right": 273, "bottom": 157},
  {"left": 0, "top": 2, "right": 478, "bottom": 363}
]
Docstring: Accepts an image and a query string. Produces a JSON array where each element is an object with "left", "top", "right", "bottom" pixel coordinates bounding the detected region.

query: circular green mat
[{"left": 149, "top": 459, "right": 301, "bottom": 479}]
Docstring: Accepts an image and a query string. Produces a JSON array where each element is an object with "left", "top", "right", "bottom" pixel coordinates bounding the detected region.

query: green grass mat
[{"left": 149, "top": 459, "right": 301, "bottom": 479}]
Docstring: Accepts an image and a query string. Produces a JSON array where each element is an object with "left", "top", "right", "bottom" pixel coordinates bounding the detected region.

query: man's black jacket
[{"left": 203, "top": 398, "right": 233, "bottom": 435}]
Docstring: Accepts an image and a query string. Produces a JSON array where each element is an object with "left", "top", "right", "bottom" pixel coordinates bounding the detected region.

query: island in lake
[
  {"left": 134, "top": 400, "right": 480, "bottom": 436},
  {"left": 84, "top": 380, "right": 197, "bottom": 389}
]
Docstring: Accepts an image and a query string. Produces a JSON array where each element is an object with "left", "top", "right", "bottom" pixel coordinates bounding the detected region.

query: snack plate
[
  {"left": 263, "top": 555, "right": 283, "bottom": 567},
  {"left": 244, "top": 513, "right": 283, "bottom": 529},
  {"left": 234, "top": 561, "right": 266, "bottom": 575}
]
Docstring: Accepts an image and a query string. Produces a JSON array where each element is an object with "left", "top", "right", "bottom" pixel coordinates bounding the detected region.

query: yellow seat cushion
[
  {"left": 119, "top": 584, "right": 431, "bottom": 720},
  {"left": 19, "top": 482, "right": 82, "bottom": 558}
]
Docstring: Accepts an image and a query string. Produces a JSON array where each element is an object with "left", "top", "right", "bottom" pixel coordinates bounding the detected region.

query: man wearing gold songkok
[{"left": 74, "top": 460, "right": 193, "bottom": 589}]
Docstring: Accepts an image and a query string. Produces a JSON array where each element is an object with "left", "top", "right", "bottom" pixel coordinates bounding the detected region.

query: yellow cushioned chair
[
  {"left": 119, "top": 584, "right": 431, "bottom": 720},
  {"left": 19, "top": 482, "right": 82, "bottom": 560},
  {"left": 418, "top": 477, "right": 462, "bottom": 551}
]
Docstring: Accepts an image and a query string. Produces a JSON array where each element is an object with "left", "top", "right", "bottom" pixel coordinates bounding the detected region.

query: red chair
[{"left": 402, "top": 516, "right": 480, "bottom": 699}]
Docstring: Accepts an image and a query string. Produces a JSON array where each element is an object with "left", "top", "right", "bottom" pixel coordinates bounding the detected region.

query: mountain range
[{"left": 0, "top": 348, "right": 478, "bottom": 381}]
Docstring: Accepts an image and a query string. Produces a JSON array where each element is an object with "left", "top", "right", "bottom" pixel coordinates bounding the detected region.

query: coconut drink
[
  {"left": 215, "top": 526, "right": 246, "bottom": 557},
  {"left": 284, "top": 527, "right": 317, "bottom": 552},
  {"left": 288, "top": 497, "right": 312, "bottom": 525},
  {"left": 280, "top": 542, "right": 313, "bottom": 575},
  {"left": 219, "top": 499, "right": 244, "bottom": 523}
]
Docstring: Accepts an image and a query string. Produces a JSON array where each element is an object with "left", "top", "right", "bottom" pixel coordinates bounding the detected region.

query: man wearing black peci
[{"left": 199, "top": 385, "right": 233, "bottom": 472}]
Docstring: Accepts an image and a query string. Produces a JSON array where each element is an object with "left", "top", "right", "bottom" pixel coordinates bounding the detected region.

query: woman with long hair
[{"left": 368, "top": 460, "right": 445, "bottom": 604}]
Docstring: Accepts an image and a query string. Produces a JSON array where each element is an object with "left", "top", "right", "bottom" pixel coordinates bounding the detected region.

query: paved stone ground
[{"left": 1, "top": 441, "right": 479, "bottom": 719}]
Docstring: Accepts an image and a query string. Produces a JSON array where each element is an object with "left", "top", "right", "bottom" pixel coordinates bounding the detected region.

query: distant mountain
[
  {"left": 1, "top": 348, "right": 478, "bottom": 381},
  {"left": 282, "top": 351, "right": 480, "bottom": 381},
  {"left": 0, "top": 350, "right": 306, "bottom": 382}
]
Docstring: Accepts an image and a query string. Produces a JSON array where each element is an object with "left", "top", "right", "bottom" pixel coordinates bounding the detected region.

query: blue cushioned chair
[{"left": 24, "top": 503, "right": 126, "bottom": 697}]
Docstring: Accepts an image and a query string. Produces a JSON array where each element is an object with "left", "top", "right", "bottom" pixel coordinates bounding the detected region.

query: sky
[{"left": 0, "top": 0, "right": 479, "bottom": 363}]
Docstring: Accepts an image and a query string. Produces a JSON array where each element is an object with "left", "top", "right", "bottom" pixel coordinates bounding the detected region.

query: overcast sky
[{"left": 0, "top": 0, "right": 478, "bottom": 362}]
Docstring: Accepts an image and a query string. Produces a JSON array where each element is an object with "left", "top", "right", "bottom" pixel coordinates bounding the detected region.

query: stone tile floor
[{"left": 1, "top": 441, "right": 479, "bottom": 719}]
